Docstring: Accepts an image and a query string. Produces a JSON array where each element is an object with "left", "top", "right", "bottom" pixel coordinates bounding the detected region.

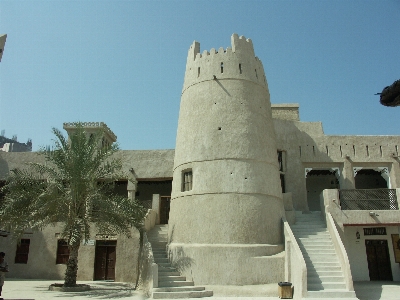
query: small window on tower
[
  {"left": 221, "top": 62, "right": 224, "bottom": 73},
  {"left": 182, "top": 170, "right": 193, "bottom": 192}
]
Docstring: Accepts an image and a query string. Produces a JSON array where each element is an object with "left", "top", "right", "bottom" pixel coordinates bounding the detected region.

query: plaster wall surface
[
  {"left": 344, "top": 225, "right": 400, "bottom": 281},
  {"left": 271, "top": 103, "right": 300, "bottom": 121},
  {"left": 0, "top": 223, "right": 140, "bottom": 282},
  {"left": 272, "top": 118, "right": 400, "bottom": 211},
  {"left": 169, "top": 34, "right": 285, "bottom": 285},
  {"left": 0, "top": 150, "right": 175, "bottom": 181}
]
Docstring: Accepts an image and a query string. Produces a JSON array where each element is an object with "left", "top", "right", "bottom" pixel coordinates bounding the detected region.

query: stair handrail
[
  {"left": 283, "top": 217, "right": 308, "bottom": 299},
  {"left": 324, "top": 206, "right": 354, "bottom": 291}
]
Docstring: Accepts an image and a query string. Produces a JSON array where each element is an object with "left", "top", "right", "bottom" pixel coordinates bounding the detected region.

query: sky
[{"left": 0, "top": 0, "right": 399, "bottom": 151}]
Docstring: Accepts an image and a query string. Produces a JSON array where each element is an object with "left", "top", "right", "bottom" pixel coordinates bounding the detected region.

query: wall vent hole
[{"left": 218, "top": 127, "right": 222, "bottom": 130}]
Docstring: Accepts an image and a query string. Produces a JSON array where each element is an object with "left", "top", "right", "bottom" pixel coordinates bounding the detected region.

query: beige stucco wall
[
  {"left": 271, "top": 103, "right": 300, "bottom": 121},
  {"left": 168, "top": 34, "right": 285, "bottom": 285},
  {"left": 0, "top": 223, "right": 140, "bottom": 282},
  {"left": 343, "top": 225, "right": 400, "bottom": 281},
  {"left": 322, "top": 188, "right": 400, "bottom": 282},
  {"left": 273, "top": 117, "right": 400, "bottom": 211}
]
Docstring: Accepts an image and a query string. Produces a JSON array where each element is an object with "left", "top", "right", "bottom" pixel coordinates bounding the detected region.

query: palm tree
[{"left": 0, "top": 123, "right": 147, "bottom": 287}]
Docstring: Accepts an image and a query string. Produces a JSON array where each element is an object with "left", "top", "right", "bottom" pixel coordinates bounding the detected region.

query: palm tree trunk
[{"left": 64, "top": 241, "right": 80, "bottom": 287}]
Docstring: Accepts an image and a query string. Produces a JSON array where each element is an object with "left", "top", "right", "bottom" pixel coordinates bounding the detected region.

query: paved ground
[{"left": 0, "top": 279, "right": 399, "bottom": 299}]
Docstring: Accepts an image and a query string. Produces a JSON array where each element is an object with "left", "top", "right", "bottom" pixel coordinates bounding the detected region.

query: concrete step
[
  {"left": 298, "top": 240, "right": 333, "bottom": 246},
  {"left": 307, "top": 290, "right": 357, "bottom": 298},
  {"left": 306, "top": 265, "right": 342, "bottom": 272},
  {"left": 308, "top": 275, "right": 345, "bottom": 283},
  {"left": 297, "top": 234, "right": 330, "bottom": 239},
  {"left": 154, "top": 258, "right": 170, "bottom": 263},
  {"left": 299, "top": 242, "right": 334, "bottom": 247},
  {"left": 149, "top": 238, "right": 168, "bottom": 242},
  {"left": 293, "top": 223, "right": 326, "bottom": 228},
  {"left": 293, "top": 231, "right": 330, "bottom": 236},
  {"left": 153, "top": 249, "right": 167, "bottom": 252},
  {"left": 159, "top": 276, "right": 187, "bottom": 282},
  {"left": 308, "top": 282, "right": 347, "bottom": 290},
  {"left": 158, "top": 262, "right": 173, "bottom": 267},
  {"left": 158, "top": 271, "right": 180, "bottom": 276},
  {"left": 158, "top": 281, "right": 195, "bottom": 287},
  {"left": 154, "top": 286, "right": 206, "bottom": 292},
  {"left": 304, "top": 255, "right": 339, "bottom": 262},
  {"left": 153, "top": 290, "right": 213, "bottom": 299},
  {"left": 304, "top": 250, "right": 337, "bottom": 255},
  {"left": 150, "top": 241, "right": 168, "bottom": 247},
  {"left": 159, "top": 266, "right": 178, "bottom": 272},
  {"left": 294, "top": 226, "right": 327, "bottom": 231}
]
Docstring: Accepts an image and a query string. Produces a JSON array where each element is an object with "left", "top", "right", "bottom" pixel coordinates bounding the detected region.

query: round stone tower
[{"left": 168, "top": 34, "right": 286, "bottom": 285}]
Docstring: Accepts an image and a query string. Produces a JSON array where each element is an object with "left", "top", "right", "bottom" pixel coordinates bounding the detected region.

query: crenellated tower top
[{"left": 183, "top": 33, "right": 268, "bottom": 92}]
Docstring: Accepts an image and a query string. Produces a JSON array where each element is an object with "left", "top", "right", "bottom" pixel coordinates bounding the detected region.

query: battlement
[
  {"left": 183, "top": 34, "right": 268, "bottom": 92},
  {"left": 63, "top": 122, "right": 117, "bottom": 142}
]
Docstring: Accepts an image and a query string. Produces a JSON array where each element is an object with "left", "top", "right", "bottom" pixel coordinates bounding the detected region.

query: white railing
[
  {"left": 283, "top": 217, "right": 307, "bottom": 300},
  {"left": 324, "top": 207, "right": 354, "bottom": 291}
]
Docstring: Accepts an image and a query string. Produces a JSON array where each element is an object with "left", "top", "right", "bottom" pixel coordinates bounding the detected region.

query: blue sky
[{"left": 0, "top": 0, "right": 399, "bottom": 151}]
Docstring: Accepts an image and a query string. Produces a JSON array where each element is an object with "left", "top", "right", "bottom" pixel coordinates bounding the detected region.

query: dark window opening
[
  {"left": 56, "top": 239, "right": 70, "bottom": 264},
  {"left": 182, "top": 170, "right": 193, "bottom": 192},
  {"left": 220, "top": 62, "right": 224, "bottom": 73},
  {"left": 280, "top": 174, "right": 285, "bottom": 193},
  {"left": 239, "top": 63, "right": 242, "bottom": 74},
  {"left": 277, "top": 151, "right": 284, "bottom": 172},
  {"left": 14, "top": 239, "right": 30, "bottom": 264}
]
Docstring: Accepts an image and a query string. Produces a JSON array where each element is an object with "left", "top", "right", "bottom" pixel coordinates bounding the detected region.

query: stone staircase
[
  {"left": 291, "top": 212, "right": 357, "bottom": 299},
  {"left": 148, "top": 225, "right": 213, "bottom": 299}
]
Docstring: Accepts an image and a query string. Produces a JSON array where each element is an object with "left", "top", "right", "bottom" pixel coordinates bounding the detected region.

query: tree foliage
[{"left": 0, "top": 124, "right": 147, "bottom": 286}]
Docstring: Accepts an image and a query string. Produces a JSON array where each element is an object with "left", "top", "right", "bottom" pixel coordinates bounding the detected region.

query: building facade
[{"left": 0, "top": 34, "right": 400, "bottom": 294}]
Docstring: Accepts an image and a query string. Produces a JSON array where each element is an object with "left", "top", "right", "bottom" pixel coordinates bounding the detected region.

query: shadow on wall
[
  {"left": 273, "top": 119, "right": 338, "bottom": 212},
  {"left": 167, "top": 225, "right": 195, "bottom": 274},
  {"left": 4, "top": 230, "right": 65, "bottom": 280},
  {"left": 137, "top": 232, "right": 154, "bottom": 297},
  {"left": 171, "top": 247, "right": 195, "bottom": 274},
  {"left": 353, "top": 281, "right": 384, "bottom": 300}
]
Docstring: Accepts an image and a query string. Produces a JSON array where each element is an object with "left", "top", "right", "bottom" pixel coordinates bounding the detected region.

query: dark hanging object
[{"left": 378, "top": 79, "right": 400, "bottom": 107}]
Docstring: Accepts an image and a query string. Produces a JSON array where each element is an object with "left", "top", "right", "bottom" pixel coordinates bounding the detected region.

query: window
[
  {"left": 364, "top": 227, "right": 387, "bottom": 236},
  {"left": 182, "top": 170, "right": 193, "bottom": 192},
  {"left": 14, "top": 239, "right": 30, "bottom": 264},
  {"left": 278, "top": 151, "right": 286, "bottom": 193},
  {"left": 56, "top": 239, "right": 70, "bottom": 264}
]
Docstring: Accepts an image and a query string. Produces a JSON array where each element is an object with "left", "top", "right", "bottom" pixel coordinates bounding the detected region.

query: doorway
[
  {"left": 160, "top": 196, "right": 171, "bottom": 224},
  {"left": 94, "top": 240, "right": 117, "bottom": 281},
  {"left": 306, "top": 169, "right": 339, "bottom": 211},
  {"left": 365, "top": 239, "right": 393, "bottom": 281}
]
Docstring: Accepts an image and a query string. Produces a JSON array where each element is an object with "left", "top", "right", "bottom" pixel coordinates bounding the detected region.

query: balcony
[
  {"left": 322, "top": 188, "right": 400, "bottom": 227},
  {"left": 339, "top": 189, "right": 398, "bottom": 211}
]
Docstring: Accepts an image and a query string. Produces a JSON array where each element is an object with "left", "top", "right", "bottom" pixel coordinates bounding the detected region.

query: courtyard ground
[{"left": 0, "top": 278, "right": 399, "bottom": 299}]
